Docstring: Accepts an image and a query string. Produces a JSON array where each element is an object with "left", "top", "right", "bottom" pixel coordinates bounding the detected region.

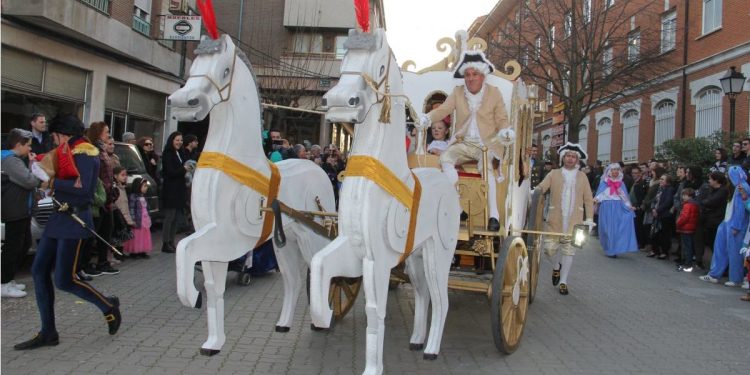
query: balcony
[
  {"left": 132, "top": 16, "right": 151, "bottom": 37},
  {"left": 2, "top": 0, "right": 183, "bottom": 77},
  {"left": 79, "top": 0, "right": 109, "bottom": 14}
]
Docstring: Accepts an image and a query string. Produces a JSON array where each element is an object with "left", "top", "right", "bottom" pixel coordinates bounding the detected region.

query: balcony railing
[
  {"left": 79, "top": 0, "right": 109, "bottom": 14},
  {"left": 132, "top": 16, "right": 151, "bottom": 37}
]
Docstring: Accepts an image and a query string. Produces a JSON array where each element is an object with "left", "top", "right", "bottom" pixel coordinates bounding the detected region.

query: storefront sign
[{"left": 164, "top": 15, "right": 202, "bottom": 41}]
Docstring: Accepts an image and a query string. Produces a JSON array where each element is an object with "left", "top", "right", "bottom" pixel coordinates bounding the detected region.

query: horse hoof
[
  {"left": 310, "top": 323, "right": 328, "bottom": 332},
  {"left": 199, "top": 348, "right": 220, "bottom": 356},
  {"left": 194, "top": 292, "right": 203, "bottom": 309},
  {"left": 409, "top": 343, "right": 424, "bottom": 351},
  {"left": 275, "top": 326, "right": 290, "bottom": 333},
  {"left": 423, "top": 353, "right": 438, "bottom": 360}
]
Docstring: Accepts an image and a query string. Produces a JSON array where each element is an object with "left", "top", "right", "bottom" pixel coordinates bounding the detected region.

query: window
[
  {"left": 549, "top": 26, "right": 556, "bottom": 49},
  {"left": 564, "top": 12, "right": 572, "bottom": 38},
  {"left": 603, "top": 44, "right": 613, "bottom": 76},
  {"left": 661, "top": 11, "right": 677, "bottom": 53},
  {"left": 522, "top": 48, "right": 529, "bottom": 67},
  {"left": 621, "top": 110, "right": 639, "bottom": 162},
  {"left": 597, "top": 117, "right": 612, "bottom": 164},
  {"left": 292, "top": 33, "right": 323, "bottom": 54},
  {"left": 702, "top": 0, "right": 723, "bottom": 34},
  {"left": 535, "top": 36, "right": 542, "bottom": 59},
  {"left": 654, "top": 100, "right": 676, "bottom": 147},
  {"left": 563, "top": 69, "right": 570, "bottom": 97},
  {"left": 605, "top": 0, "right": 615, "bottom": 8},
  {"left": 628, "top": 31, "right": 640, "bottom": 62},
  {"left": 695, "top": 87, "right": 722, "bottom": 137},
  {"left": 546, "top": 81, "right": 553, "bottom": 106},
  {"left": 132, "top": 0, "right": 151, "bottom": 36},
  {"left": 578, "top": 124, "right": 588, "bottom": 153},
  {"left": 583, "top": 0, "right": 592, "bottom": 24},
  {"left": 335, "top": 36, "right": 347, "bottom": 59}
]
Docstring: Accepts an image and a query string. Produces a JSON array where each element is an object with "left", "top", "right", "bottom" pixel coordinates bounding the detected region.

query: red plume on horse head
[
  {"left": 197, "top": 0, "right": 219, "bottom": 39},
  {"left": 354, "top": 0, "right": 369, "bottom": 33}
]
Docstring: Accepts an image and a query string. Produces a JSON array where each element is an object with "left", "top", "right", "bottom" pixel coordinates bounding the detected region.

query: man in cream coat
[
  {"left": 535, "top": 143, "right": 595, "bottom": 295},
  {"left": 420, "top": 50, "right": 514, "bottom": 231}
]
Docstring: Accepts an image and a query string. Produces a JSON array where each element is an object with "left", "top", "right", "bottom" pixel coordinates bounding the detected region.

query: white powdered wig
[{"left": 458, "top": 61, "right": 491, "bottom": 76}]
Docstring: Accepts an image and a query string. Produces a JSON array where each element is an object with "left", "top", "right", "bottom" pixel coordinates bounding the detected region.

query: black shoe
[
  {"left": 98, "top": 264, "right": 120, "bottom": 275},
  {"left": 105, "top": 296, "right": 121, "bottom": 335},
  {"left": 460, "top": 211, "right": 469, "bottom": 221},
  {"left": 552, "top": 265, "right": 561, "bottom": 286},
  {"left": 559, "top": 283, "right": 569, "bottom": 295},
  {"left": 487, "top": 218, "right": 500, "bottom": 231},
  {"left": 14, "top": 333, "right": 59, "bottom": 350},
  {"left": 76, "top": 270, "right": 93, "bottom": 281},
  {"left": 162, "top": 242, "right": 176, "bottom": 253},
  {"left": 84, "top": 265, "right": 102, "bottom": 277}
]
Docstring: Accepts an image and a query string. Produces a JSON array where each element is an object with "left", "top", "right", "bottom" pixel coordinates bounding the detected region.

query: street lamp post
[{"left": 719, "top": 66, "right": 746, "bottom": 135}]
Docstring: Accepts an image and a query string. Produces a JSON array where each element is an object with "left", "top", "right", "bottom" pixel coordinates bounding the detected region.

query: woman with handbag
[{"left": 648, "top": 174, "right": 675, "bottom": 259}]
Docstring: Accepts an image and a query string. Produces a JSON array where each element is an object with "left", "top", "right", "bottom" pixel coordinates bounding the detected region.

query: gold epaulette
[{"left": 72, "top": 142, "right": 99, "bottom": 156}]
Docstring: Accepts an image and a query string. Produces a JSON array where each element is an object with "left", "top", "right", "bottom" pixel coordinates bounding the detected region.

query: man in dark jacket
[
  {"left": 1, "top": 129, "right": 43, "bottom": 298},
  {"left": 14, "top": 114, "right": 121, "bottom": 350},
  {"left": 28, "top": 113, "right": 53, "bottom": 155},
  {"left": 629, "top": 167, "right": 649, "bottom": 249}
]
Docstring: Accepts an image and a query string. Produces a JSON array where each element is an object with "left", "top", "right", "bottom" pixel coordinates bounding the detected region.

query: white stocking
[
  {"left": 559, "top": 255, "right": 573, "bottom": 285},
  {"left": 441, "top": 163, "right": 459, "bottom": 187},
  {"left": 485, "top": 169, "right": 499, "bottom": 220}
]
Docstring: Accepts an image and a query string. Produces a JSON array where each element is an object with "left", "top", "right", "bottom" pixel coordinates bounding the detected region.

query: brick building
[
  {"left": 1, "top": 0, "right": 194, "bottom": 147},
  {"left": 471, "top": 0, "right": 750, "bottom": 165}
]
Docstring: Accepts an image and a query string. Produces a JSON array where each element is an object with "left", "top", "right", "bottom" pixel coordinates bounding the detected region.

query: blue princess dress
[{"left": 595, "top": 177, "right": 639, "bottom": 256}]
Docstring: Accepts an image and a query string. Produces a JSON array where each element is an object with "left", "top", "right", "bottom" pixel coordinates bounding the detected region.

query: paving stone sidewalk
[{"left": 2, "top": 234, "right": 749, "bottom": 374}]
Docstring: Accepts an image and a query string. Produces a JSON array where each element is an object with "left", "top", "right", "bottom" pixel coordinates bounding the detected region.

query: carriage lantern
[{"left": 572, "top": 224, "right": 588, "bottom": 248}]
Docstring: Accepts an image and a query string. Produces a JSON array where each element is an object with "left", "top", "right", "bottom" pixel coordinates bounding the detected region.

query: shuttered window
[
  {"left": 621, "top": 110, "right": 639, "bottom": 162},
  {"left": 1, "top": 48, "right": 88, "bottom": 101},
  {"left": 654, "top": 100, "right": 675, "bottom": 146},
  {"left": 597, "top": 117, "right": 612, "bottom": 164},
  {"left": 695, "top": 87, "right": 722, "bottom": 138}
]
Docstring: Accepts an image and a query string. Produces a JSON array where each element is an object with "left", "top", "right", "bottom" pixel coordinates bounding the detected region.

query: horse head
[
  {"left": 323, "top": 28, "right": 400, "bottom": 124},
  {"left": 168, "top": 34, "right": 239, "bottom": 122}
]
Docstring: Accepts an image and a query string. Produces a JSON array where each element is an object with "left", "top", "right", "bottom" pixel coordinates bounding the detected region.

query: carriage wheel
[
  {"left": 329, "top": 277, "right": 362, "bottom": 320},
  {"left": 491, "top": 236, "right": 530, "bottom": 354},
  {"left": 525, "top": 189, "right": 545, "bottom": 304},
  {"left": 306, "top": 273, "right": 362, "bottom": 321}
]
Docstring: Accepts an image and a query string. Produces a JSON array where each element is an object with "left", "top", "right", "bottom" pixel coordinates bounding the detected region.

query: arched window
[
  {"left": 597, "top": 117, "right": 612, "bottom": 164},
  {"left": 622, "top": 109, "right": 639, "bottom": 162},
  {"left": 578, "top": 124, "right": 588, "bottom": 154},
  {"left": 654, "top": 99, "right": 675, "bottom": 147},
  {"left": 695, "top": 87, "right": 722, "bottom": 137}
]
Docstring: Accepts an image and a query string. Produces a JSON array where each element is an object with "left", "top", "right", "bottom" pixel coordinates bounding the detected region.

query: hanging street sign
[{"left": 164, "top": 15, "right": 202, "bottom": 41}]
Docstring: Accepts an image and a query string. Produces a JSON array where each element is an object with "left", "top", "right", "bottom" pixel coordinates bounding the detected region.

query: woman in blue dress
[{"left": 595, "top": 163, "right": 639, "bottom": 257}]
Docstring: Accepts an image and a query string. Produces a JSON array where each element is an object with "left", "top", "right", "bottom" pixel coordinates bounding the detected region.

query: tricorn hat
[
  {"left": 453, "top": 51, "right": 495, "bottom": 78},
  {"left": 49, "top": 114, "right": 84, "bottom": 137},
  {"left": 557, "top": 142, "right": 587, "bottom": 162}
]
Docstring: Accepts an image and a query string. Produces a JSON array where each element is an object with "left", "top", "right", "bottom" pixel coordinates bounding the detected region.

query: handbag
[{"left": 650, "top": 219, "right": 662, "bottom": 239}]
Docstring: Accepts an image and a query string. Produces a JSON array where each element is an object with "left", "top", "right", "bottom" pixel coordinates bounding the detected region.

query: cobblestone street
[{"left": 2, "top": 233, "right": 749, "bottom": 374}]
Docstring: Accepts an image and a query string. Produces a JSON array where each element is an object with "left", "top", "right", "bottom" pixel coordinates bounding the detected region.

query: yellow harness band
[
  {"left": 197, "top": 152, "right": 280, "bottom": 249},
  {"left": 345, "top": 155, "right": 421, "bottom": 262}
]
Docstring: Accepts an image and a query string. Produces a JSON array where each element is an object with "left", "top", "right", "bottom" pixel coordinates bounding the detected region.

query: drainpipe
[
  {"left": 238, "top": 0, "right": 245, "bottom": 43},
  {"left": 679, "top": 0, "right": 689, "bottom": 138}
]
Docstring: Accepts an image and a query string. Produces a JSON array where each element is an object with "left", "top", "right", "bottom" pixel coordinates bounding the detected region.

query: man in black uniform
[{"left": 14, "top": 114, "right": 121, "bottom": 350}]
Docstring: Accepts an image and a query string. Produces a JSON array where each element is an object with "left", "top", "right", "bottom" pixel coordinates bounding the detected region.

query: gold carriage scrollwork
[{"left": 401, "top": 33, "right": 521, "bottom": 82}]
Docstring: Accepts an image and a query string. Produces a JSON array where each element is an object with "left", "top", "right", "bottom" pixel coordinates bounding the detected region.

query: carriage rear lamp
[{"left": 572, "top": 224, "right": 588, "bottom": 249}]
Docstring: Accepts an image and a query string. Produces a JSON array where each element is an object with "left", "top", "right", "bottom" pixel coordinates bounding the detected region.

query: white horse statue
[
  {"left": 168, "top": 34, "right": 336, "bottom": 355},
  {"left": 309, "top": 29, "right": 461, "bottom": 375}
]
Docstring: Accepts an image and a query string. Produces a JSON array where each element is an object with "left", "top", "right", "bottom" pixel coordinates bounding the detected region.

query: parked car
[{"left": 29, "top": 141, "right": 160, "bottom": 252}]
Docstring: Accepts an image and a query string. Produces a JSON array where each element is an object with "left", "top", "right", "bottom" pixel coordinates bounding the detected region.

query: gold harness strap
[
  {"left": 197, "top": 152, "right": 281, "bottom": 249},
  {"left": 345, "top": 155, "right": 421, "bottom": 263}
]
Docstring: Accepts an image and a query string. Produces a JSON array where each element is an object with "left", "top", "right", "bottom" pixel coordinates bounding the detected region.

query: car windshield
[{"left": 115, "top": 144, "right": 147, "bottom": 174}]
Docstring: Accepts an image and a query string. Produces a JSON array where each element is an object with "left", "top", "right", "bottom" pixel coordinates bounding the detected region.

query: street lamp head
[{"left": 720, "top": 66, "right": 746, "bottom": 97}]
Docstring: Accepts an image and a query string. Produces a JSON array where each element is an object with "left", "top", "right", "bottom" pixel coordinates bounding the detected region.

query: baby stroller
[{"left": 198, "top": 240, "right": 279, "bottom": 286}]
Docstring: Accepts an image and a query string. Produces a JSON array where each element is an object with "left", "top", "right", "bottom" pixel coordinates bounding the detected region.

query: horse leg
[
  {"left": 309, "top": 235, "right": 359, "bottom": 329},
  {"left": 405, "top": 250, "right": 429, "bottom": 351},
  {"left": 422, "top": 238, "right": 452, "bottom": 359},
  {"left": 199, "top": 260, "right": 228, "bottom": 356},
  {"left": 273, "top": 227, "right": 305, "bottom": 332},
  {"left": 176, "top": 223, "right": 217, "bottom": 308},
  {"left": 362, "top": 257, "right": 391, "bottom": 375}
]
